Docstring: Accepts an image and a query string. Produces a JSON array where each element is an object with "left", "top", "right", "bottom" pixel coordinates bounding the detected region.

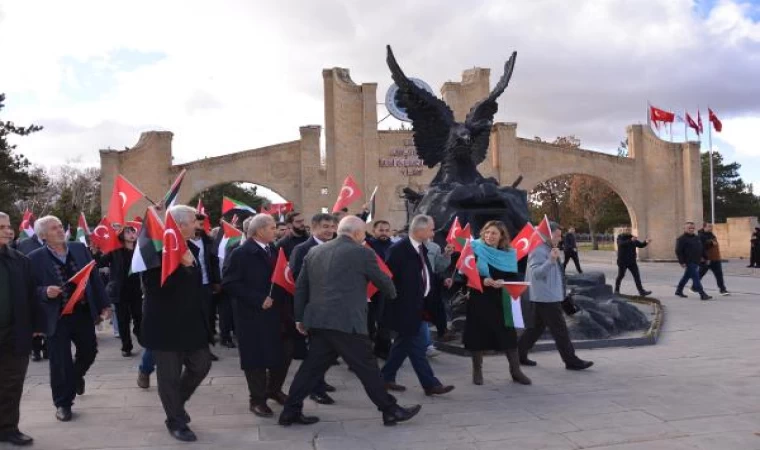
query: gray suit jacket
[{"left": 295, "top": 235, "right": 396, "bottom": 335}]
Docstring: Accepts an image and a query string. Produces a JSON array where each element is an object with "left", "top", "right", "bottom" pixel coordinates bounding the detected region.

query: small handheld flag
[
  {"left": 60, "top": 260, "right": 97, "bottom": 316},
  {"left": 271, "top": 248, "right": 296, "bottom": 295},
  {"left": 501, "top": 282, "right": 529, "bottom": 328},
  {"left": 332, "top": 175, "right": 362, "bottom": 213}
]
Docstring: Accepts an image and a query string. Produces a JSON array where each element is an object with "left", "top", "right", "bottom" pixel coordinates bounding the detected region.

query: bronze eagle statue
[{"left": 386, "top": 45, "right": 517, "bottom": 186}]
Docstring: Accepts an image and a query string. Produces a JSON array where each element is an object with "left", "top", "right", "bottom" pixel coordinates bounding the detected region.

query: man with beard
[
  {"left": 188, "top": 214, "right": 221, "bottom": 361},
  {"left": 28, "top": 216, "right": 110, "bottom": 422},
  {"left": 365, "top": 220, "right": 394, "bottom": 358},
  {"left": 289, "top": 213, "right": 339, "bottom": 405},
  {"left": 275, "top": 212, "right": 309, "bottom": 259}
]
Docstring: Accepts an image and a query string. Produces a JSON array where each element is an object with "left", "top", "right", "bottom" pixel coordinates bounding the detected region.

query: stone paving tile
[{"left": 562, "top": 422, "right": 689, "bottom": 448}]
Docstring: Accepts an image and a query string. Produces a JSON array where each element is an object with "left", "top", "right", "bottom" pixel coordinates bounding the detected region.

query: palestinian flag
[
  {"left": 60, "top": 260, "right": 97, "bottom": 316},
  {"left": 222, "top": 196, "right": 256, "bottom": 215},
  {"left": 130, "top": 207, "right": 165, "bottom": 274},
  {"left": 19, "top": 209, "right": 34, "bottom": 239},
  {"left": 218, "top": 220, "right": 243, "bottom": 262},
  {"left": 501, "top": 282, "right": 529, "bottom": 329},
  {"left": 76, "top": 212, "right": 90, "bottom": 245},
  {"left": 162, "top": 169, "right": 187, "bottom": 209}
]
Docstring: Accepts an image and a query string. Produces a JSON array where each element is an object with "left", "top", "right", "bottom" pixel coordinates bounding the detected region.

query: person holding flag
[
  {"left": 222, "top": 214, "right": 292, "bottom": 419},
  {"left": 140, "top": 206, "right": 213, "bottom": 442},
  {"left": 461, "top": 221, "right": 532, "bottom": 386},
  {"left": 517, "top": 221, "right": 593, "bottom": 371},
  {"left": 188, "top": 213, "right": 221, "bottom": 359},
  {"left": 27, "top": 216, "right": 110, "bottom": 422}
]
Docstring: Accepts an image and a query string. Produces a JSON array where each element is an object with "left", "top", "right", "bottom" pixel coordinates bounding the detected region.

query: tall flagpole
[{"left": 707, "top": 108, "right": 716, "bottom": 225}]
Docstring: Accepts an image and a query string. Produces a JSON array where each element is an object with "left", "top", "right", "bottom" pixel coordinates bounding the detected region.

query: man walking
[
  {"left": 280, "top": 216, "right": 421, "bottom": 427},
  {"left": 562, "top": 227, "right": 582, "bottom": 274},
  {"left": 518, "top": 222, "right": 593, "bottom": 370},
  {"left": 675, "top": 222, "right": 712, "bottom": 301},
  {"left": 0, "top": 212, "right": 40, "bottom": 446},
  {"left": 381, "top": 215, "right": 455, "bottom": 396},
  {"left": 696, "top": 223, "right": 729, "bottom": 296},
  {"left": 188, "top": 216, "right": 221, "bottom": 360},
  {"left": 614, "top": 230, "right": 652, "bottom": 297},
  {"left": 28, "top": 216, "right": 110, "bottom": 422},
  {"left": 141, "top": 205, "right": 213, "bottom": 442}
]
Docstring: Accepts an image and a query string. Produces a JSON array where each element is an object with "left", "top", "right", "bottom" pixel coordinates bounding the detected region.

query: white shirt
[
  {"left": 313, "top": 236, "right": 325, "bottom": 245},
  {"left": 254, "top": 239, "right": 270, "bottom": 252},
  {"left": 409, "top": 237, "right": 431, "bottom": 297},
  {"left": 189, "top": 238, "right": 209, "bottom": 285}
]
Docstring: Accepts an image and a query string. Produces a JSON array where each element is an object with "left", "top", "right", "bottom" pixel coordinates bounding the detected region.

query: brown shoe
[
  {"left": 137, "top": 371, "right": 150, "bottom": 389},
  {"left": 424, "top": 385, "right": 455, "bottom": 396},
  {"left": 384, "top": 382, "right": 407, "bottom": 392},
  {"left": 267, "top": 391, "right": 288, "bottom": 405},
  {"left": 250, "top": 403, "right": 274, "bottom": 418}
]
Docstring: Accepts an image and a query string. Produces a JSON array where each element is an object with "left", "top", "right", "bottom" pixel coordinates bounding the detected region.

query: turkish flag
[
  {"left": 456, "top": 240, "right": 483, "bottom": 292},
  {"left": 697, "top": 110, "right": 704, "bottom": 134},
  {"left": 60, "top": 260, "right": 97, "bottom": 316},
  {"left": 90, "top": 217, "right": 122, "bottom": 254},
  {"left": 709, "top": 108, "right": 722, "bottom": 132},
  {"left": 446, "top": 217, "right": 472, "bottom": 252},
  {"left": 511, "top": 223, "right": 541, "bottom": 261},
  {"left": 365, "top": 243, "right": 393, "bottom": 299},
  {"left": 686, "top": 112, "right": 700, "bottom": 135},
  {"left": 196, "top": 199, "right": 211, "bottom": 234},
  {"left": 271, "top": 247, "right": 296, "bottom": 295},
  {"left": 161, "top": 212, "right": 189, "bottom": 286},
  {"left": 332, "top": 175, "right": 363, "bottom": 212},
  {"left": 106, "top": 175, "right": 144, "bottom": 226},
  {"left": 650, "top": 105, "right": 675, "bottom": 124}
]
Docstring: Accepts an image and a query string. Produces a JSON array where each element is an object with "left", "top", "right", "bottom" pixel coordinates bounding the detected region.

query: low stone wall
[{"left": 714, "top": 217, "right": 758, "bottom": 259}]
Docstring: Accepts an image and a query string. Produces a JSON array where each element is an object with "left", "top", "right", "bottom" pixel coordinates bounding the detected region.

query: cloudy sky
[{"left": 2, "top": 0, "right": 760, "bottom": 193}]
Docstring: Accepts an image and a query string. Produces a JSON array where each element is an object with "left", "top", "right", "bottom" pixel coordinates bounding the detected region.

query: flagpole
[{"left": 708, "top": 108, "right": 716, "bottom": 225}]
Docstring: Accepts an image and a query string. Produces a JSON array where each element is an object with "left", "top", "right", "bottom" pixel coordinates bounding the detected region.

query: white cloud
[
  {"left": 1, "top": 0, "right": 759, "bottom": 182},
  {"left": 716, "top": 116, "right": 760, "bottom": 157}
]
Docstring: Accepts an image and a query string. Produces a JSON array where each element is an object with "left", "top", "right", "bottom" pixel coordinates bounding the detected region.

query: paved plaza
[{"left": 8, "top": 253, "right": 760, "bottom": 450}]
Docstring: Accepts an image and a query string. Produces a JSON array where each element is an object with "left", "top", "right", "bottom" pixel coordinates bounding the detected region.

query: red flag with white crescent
[
  {"left": 332, "top": 175, "right": 363, "bottom": 213},
  {"left": 196, "top": 198, "right": 211, "bottom": 234},
  {"left": 271, "top": 247, "right": 296, "bottom": 295},
  {"left": 510, "top": 223, "right": 541, "bottom": 261},
  {"left": 106, "top": 175, "right": 144, "bottom": 226},
  {"left": 60, "top": 260, "right": 97, "bottom": 316},
  {"left": 686, "top": 112, "right": 700, "bottom": 135},
  {"left": 364, "top": 242, "right": 393, "bottom": 299},
  {"left": 90, "top": 217, "right": 122, "bottom": 255},
  {"left": 708, "top": 108, "right": 722, "bottom": 132},
  {"left": 456, "top": 240, "right": 483, "bottom": 292},
  {"left": 161, "top": 212, "right": 189, "bottom": 286}
]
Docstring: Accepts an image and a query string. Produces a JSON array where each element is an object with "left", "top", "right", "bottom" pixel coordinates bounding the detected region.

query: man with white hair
[
  {"left": 140, "top": 205, "right": 213, "bottom": 442},
  {"left": 280, "top": 216, "right": 421, "bottom": 427},
  {"left": 27, "top": 215, "right": 110, "bottom": 422}
]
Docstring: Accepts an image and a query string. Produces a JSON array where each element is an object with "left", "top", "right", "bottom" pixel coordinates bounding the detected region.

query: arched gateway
[{"left": 100, "top": 66, "right": 701, "bottom": 261}]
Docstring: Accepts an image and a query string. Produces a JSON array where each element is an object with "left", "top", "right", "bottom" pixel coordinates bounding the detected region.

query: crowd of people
[{"left": 1, "top": 204, "right": 740, "bottom": 446}]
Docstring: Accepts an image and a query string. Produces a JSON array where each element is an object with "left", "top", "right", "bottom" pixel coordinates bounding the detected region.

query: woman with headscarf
[{"left": 463, "top": 220, "right": 531, "bottom": 386}]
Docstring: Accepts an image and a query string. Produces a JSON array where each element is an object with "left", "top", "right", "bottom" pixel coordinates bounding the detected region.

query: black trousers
[
  {"left": 215, "top": 291, "right": 234, "bottom": 340},
  {"left": 0, "top": 328, "right": 29, "bottom": 433},
  {"left": 198, "top": 285, "right": 215, "bottom": 337},
  {"left": 283, "top": 329, "right": 395, "bottom": 415},
  {"left": 31, "top": 334, "right": 46, "bottom": 358},
  {"left": 563, "top": 251, "right": 582, "bottom": 273},
  {"left": 114, "top": 292, "right": 143, "bottom": 353},
  {"left": 699, "top": 261, "right": 727, "bottom": 292},
  {"left": 244, "top": 338, "right": 294, "bottom": 405},
  {"left": 615, "top": 263, "right": 645, "bottom": 293},
  {"left": 47, "top": 308, "right": 98, "bottom": 408},
  {"left": 518, "top": 302, "right": 578, "bottom": 364},
  {"left": 750, "top": 246, "right": 759, "bottom": 267},
  {"left": 154, "top": 346, "right": 212, "bottom": 430}
]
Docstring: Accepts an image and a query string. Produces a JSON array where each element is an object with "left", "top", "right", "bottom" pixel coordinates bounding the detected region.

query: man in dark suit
[
  {"left": 27, "top": 215, "right": 110, "bottom": 423},
  {"left": 275, "top": 212, "right": 309, "bottom": 259},
  {"left": 280, "top": 216, "right": 421, "bottom": 427},
  {"left": 223, "top": 214, "right": 292, "bottom": 418},
  {"left": 0, "top": 212, "right": 41, "bottom": 446},
  {"left": 16, "top": 226, "right": 46, "bottom": 361},
  {"left": 289, "top": 213, "right": 338, "bottom": 404},
  {"left": 562, "top": 227, "right": 583, "bottom": 274},
  {"left": 615, "top": 230, "right": 652, "bottom": 297},
  {"left": 16, "top": 234, "right": 43, "bottom": 256},
  {"left": 380, "top": 215, "right": 455, "bottom": 396},
  {"left": 188, "top": 216, "right": 221, "bottom": 360},
  {"left": 141, "top": 205, "right": 213, "bottom": 442},
  {"left": 365, "top": 220, "right": 394, "bottom": 358}
]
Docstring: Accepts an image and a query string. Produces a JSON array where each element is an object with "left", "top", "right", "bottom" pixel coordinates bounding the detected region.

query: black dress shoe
[
  {"left": 210, "top": 352, "right": 219, "bottom": 361},
  {"left": 55, "top": 406, "right": 72, "bottom": 422},
  {"left": 384, "top": 382, "right": 406, "bottom": 392},
  {"left": 519, "top": 357, "right": 537, "bottom": 366},
  {"left": 221, "top": 339, "right": 236, "bottom": 349},
  {"left": 168, "top": 426, "right": 197, "bottom": 442},
  {"left": 675, "top": 291, "right": 688, "bottom": 298},
  {"left": 323, "top": 383, "right": 336, "bottom": 393},
  {"left": 566, "top": 360, "right": 594, "bottom": 371},
  {"left": 31, "top": 353, "right": 42, "bottom": 362},
  {"left": 382, "top": 404, "right": 422, "bottom": 426},
  {"left": 122, "top": 350, "right": 133, "bottom": 357},
  {"left": 0, "top": 430, "right": 34, "bottom": 446},
  {"left": 309, "top": 392, "right": 335, "bottom": 405},
  {"left": 638, "top": 290, "right": 652, "bottom": 297},
  {"left": 75, "top": 378, "right": 85, "bottom": 396},
  {"left": 250, "top": 403, "right": 274, "bottom": 417},
  {"left": 278, "top": 412, "right": 320, "bottom": 426},
  {"left": 424, "top": 385, "right": 455, "bottom": 396}
]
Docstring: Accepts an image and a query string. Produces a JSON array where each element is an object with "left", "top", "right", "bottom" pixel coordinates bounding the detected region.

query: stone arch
[{"left": 184, "top": 180, "right": 290, "bottom": 205}]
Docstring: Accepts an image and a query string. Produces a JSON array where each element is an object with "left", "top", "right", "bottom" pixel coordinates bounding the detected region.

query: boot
[
  {"left": 506, "top": 349, "right": 532, "bottom": 385},
  {"left": 471, "top": 352, "right": 483, "bottom": 385}
]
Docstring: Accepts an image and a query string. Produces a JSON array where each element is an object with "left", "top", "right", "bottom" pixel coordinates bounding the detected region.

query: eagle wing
[
  {"left": 464, "top": 51, "right": 517, "bottom": 165},
  {"left": 387, "top": 45, "right": 454, "bottom": 168}
]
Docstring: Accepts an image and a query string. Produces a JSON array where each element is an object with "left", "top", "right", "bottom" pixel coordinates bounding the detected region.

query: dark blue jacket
[
  {"left": 383, "top": 237, "right": 434, "bottom": 337},
  {"left": 0, "top": 246, "right": 44, "bottom": 355},
  {"left": 28, "top": 242, "right": 109, "bottom": 337},
  {"left": 366, "top": 237, "right": 393, "bottom": 260},
  {"left": 290, "top": 237, "right": 319, "bottom": 281},
  {"left": 16, "top": 236, "right": 43, "bottom": 256}
]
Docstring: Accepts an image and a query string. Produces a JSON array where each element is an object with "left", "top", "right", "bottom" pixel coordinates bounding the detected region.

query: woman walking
[{"left": 461, "top": 221, "right": 531, "bottom": 386}]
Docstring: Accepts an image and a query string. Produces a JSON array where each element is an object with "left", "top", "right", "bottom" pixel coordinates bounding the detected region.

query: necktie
[{"left": 418, "top": 245, "right": 428, "bottom": 293}]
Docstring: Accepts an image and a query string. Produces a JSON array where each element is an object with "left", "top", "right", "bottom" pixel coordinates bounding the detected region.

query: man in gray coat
[
  {"left": 279, "top": 216, "right": 421, "bottom": 427},
  {"left": 518, "top": 222, "right": 593, "bottom": 371}
]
